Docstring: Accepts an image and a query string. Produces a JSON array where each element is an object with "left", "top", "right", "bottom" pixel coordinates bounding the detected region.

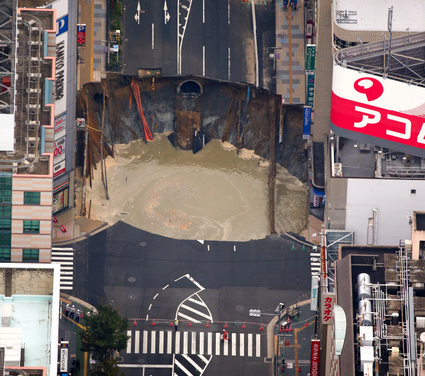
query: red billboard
[
  {"left": 310, "top": 339, "right": 320, "bottom": 376},
  {"left": 331, "top": 65, "right": 425, "bottom": 157}
]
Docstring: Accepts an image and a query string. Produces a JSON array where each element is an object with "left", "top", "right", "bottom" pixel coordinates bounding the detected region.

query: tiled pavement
[{"left": 275, "top": 0, "right": 306, "bottom": 104}]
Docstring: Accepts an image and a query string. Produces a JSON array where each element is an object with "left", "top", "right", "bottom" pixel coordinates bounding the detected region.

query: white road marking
[
  {"left": 203, "top": 0, "right": 205, "bottom": 23},
  {"left": 126, "top": 330, "right": 132, "bottom": 353},
  {"left": 203, "top": 45, "right": 205, "bottom": 76},
  {"left": 231, "top": 333, "right": 236, "bottom": 356},
  {"left": 215, "top": 333, "right": 220, "bottom": 355},
  {"left": 143, "top": 330, "right": 148, "bottom": 354},
  {"left": 256, "top": 334, "right": 261, "bottom": 357},
  {"left": 135, "top": 330, "right": 140, "bottom": 353},
  {"left": 248, "top": 334, "right": 253, "bottom": 357},
  {"left": 178, "top": 312, "right": 201, "bottom": 323},
  {"left": 187, "top": 297, "right": 206, "bottom": 306},
  {"left": 207, "top": 332, "right": 213, "bottom": 355},
  {"left": 153, "top": 293, "right": 159, "bottom": 299},
  {"left": 228, "top": 47, "right": 231, "bottom": 80},
  {"left": 175, "top": 331, "right": 181, "bottom": 354},
  {"left": 145, "top": 314, "right": 149, "bottom": 320},
  {"left": 183, "top": 331, "right": 189, "bottom": 354},
  {"left": 152, "top": 23, "right": 155, "bottom": 49},
  {"left": 180, "top": 303, "right": 212, "bottom": 319},
  {"left": 228, "top": 0, "right": 230, "bottom": 24},
  {"left": 151, "top": 331, "right": 156, "bottom": 353},
  {"left": 198, "top": 354, "right": 209, "bottom": 363},
  {"left": 199, "top": 332, "right": 204, "bottom": 354},
  {"left": 162, "top": 284, "right": 169, "bottom": 290},
  {"left": 233, "top": 245, "right": 236, "bottom": 252},
  {"left": 167, "top": 331, "right": 172, "bottom": 354},
  {"left": 148, "top": 304, "right": 152, "bottom": 310},
  {"left": 175, "top": 358, "right": 194, "bottom": 376},
  {"left": 240, "top": 333, "right": 244, "bottom": 356},
  {"left": 191, "top": 332, "right": 197, "bottom": 354},
  {"left": 159, "top": 331, "right": 164, "bottom": 354},
  {"left": 182, "top": 354, "right": 203, "bottom": 373},
  {"left": 223, "top": 337, "right": 229, "bottom": 356}
]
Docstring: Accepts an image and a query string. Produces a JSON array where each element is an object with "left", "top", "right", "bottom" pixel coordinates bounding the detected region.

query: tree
[{"left": 80, "top": 302, "right": 129, "bottom": 376}]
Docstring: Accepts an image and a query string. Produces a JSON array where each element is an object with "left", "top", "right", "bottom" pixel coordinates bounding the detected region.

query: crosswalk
[
  {"left": 51, "top": 247, "right": 74, "bottom": 290},
  {"left": 126, "top": 330, "right": 262, "bottom": 357},
  {"left": 310, "top": 251, "right": 321, "bottom": 278}
]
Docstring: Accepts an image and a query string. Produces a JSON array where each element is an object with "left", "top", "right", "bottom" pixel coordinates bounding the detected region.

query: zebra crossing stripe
[
  {"left": 248, "top": 334, "right": 253, "bottom": 357},
  {"left": 256, "top": 334, "right": 261, "bottom": 357},
  {"left": 183, "top": 332, "right": 189, "bottom": 354},
  {"left": 175, "top": 331, "right": 181, "bottom": 354},
  {"left": 199, "top": 332, "right": 204, "bottom": 354},
  {"left": 187, "top": 296, "right": 208, "bottom": 307},
  {"left": 151, "top": 331, "right": 156, "bottom": 354},
  {"left": 159, "top": 331, "right": 164, "bottom": 354},
  {"left": 207, "top": 332, "right": 213, "bottom": 355},
  {"left": 175, "top": 358, "right": 194, "bottom": 376},
  {"left": 167, "top": 331, "right": 172, "bottom": 354},
  {"left": 231, "top": 333, "right": 236, "bottom": 356},
  {"left": 223, "top": 337, "right": 228, "bottom": 356},
  {"left": 135, "top": 330, "right": 140, "bottom": 354},
  {"left": 182, "top": 354, "right": 203, "bottom": 373},
  {"left": 198, "top": 354, "right": 209, "bottom": 363},
  {"left": 215, "top": 333, "right": 220, "bottom": 355},
  {"left": 191, "top": 332, "right": 196, "bottom": 354},
  {"left": 127, "top": 331, "right": 131, "bottom": 353},
  {"left": 143, "top": 330, "right": 148, "bottom": 354},
  {"left": 240, "top": 333, "right": 244, "bottom": 356}
]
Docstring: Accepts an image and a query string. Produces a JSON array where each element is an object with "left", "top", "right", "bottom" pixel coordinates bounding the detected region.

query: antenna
[{"left": 386, "top": 6, "right": 393, "bottom": 74}]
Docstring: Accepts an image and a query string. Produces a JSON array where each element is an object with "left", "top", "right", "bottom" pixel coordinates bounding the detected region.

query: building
[
  {"left": 0, "top": 263, "right": 60, "bottom": 376},
  {"left": 0, "top": 0, "right": 76, "bottom": 262}
]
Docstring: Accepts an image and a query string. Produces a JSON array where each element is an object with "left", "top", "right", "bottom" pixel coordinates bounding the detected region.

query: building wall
[{"left": 346, "top": 179, "right": 425, "bottom": 245}]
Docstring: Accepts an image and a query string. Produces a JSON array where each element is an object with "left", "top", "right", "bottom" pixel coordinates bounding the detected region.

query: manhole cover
[
  {"left": 128, "top": 294, "right": 136, "bottom": 300},
  {"left": 128, "top": 277, "right": 136, "bottom": 283},
  {"left": 137, "top": 358, "right": 146, "bottom": 364},
  {"left": 140, "top": 242, "right": 147, "bottom": 247},
  {"left": 236, "top": 305, "right": 244, "bottom": 311}
]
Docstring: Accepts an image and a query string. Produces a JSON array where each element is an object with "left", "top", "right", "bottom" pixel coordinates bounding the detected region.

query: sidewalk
[
  {"left": 77, "top": 0, "right": 108, "bottom": 89},
  {"left": 275, "top": 0, "right": 306, "bottom": 104}
]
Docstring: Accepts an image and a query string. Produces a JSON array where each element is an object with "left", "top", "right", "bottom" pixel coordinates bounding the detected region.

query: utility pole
[{"left": 386, "top": 6, "right": 393, "bottom": 74}]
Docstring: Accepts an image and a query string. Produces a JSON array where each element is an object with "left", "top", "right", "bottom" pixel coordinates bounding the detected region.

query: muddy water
[{"left": 86, "top": 134, "right": 307, "bottom": 241}]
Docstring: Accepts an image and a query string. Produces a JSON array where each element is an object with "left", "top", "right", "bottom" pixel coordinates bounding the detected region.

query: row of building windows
[
  {"left": 0, "top": 189, "right": 41, "bottom": 205},
  {"left": 0, "top": 220, "right": 40, "bottom": 233},
  {"left": 0, "top": 248, "right": 39, "bottom": 262}
]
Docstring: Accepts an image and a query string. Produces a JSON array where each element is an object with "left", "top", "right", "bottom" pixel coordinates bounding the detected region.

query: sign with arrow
[{"left": 164, "top": 0, "right": 170, "bottom": 24}]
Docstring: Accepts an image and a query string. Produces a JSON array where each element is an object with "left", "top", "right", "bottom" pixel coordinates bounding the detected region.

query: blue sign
[
  {"left": 56, "top": 15, "right": 68, "bottom": 36},
  {"left": 303, "top": 106, "right": 312, "bottom": 139}
]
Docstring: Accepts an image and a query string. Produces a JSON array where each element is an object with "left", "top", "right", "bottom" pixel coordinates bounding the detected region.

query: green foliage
[
  {"left": 80, "top": 302, "right": 129, "bottom": 363},
  {"left": 89, "top": 358, "right": 123, "bottom": 376},
  {"left": 113, "top": 1, "right": 122, "bottom": 17}
]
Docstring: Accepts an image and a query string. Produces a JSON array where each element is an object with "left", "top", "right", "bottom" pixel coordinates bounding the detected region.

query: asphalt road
[
  {"left": 122, "top": 0, "right": 275, "bottom": 87},
  {"left": 70, "top": 221, "right": 313, "bottom": 376}
]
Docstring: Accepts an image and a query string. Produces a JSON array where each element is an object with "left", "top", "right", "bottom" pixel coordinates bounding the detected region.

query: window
[
  {"left": 0, "top": 176, "right": 12, "bottom": 203},
  {"left": 23, "top": 220, "right": 40, "bottom": 234},
  {"left": 411, "top": 189, "right": 416, "bottom": 195},
  {"left": 0, "top": 205, "right": 11, "bottom": 218},
  {"left": 0, "top": 247, "right": 10, "bottom": 262},
  {"left": 0, "top": 233, "right": 11, "bottom": 246},
  {"left": 23, "top": 248, "right": 39, "bottom": 262},
  {"left": 24, "top": 191, "right": 41, "bottom": 205},
  {"left": 0, "top": 219, "right": 11, "bottom": 232}
]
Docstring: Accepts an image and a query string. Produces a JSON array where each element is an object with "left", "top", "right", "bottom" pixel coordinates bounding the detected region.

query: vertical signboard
[
  {"left": 303, "top": 106, "right": 312, "bottom": 139},
  {"left": 321, "top": 293, "right": 336, "bottom": 325},
  {"left": 77, "top": 24, "right": 86, "bottom": 46},
  {"left": 60, "top": 341, "right": 69, "bottom": 374},
  {"left": 53, "top": 0, "right": 68, "bottom": 179},
  {"left": 310, "top": 339, "right": 320, "bottom": 376},
  {"left": 306, "top": 74, "right": 315, "bottom": 107},
  {"left": 305, "top": 44, "right": 316, "bottom": 74},
  {"left": 310, "top": 275, "right": 319, "bottom": 311},
  {"left": 321, "top": 245, "right": 328, "bottom": 289}
]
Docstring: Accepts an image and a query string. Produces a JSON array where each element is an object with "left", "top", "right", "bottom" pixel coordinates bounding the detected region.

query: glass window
[
  {"left": 24, "top": 192, "right": 41, "bottom": 205},
  {"left": 0, "top": 205, "right": 11, "bottom": 218},
  {"left": 0, "top": 247, "right": 10, "bottom": 262},
  {"left": 0, "top": 233, "right": 11, "bottom": 246},
  {"left": 0, "top": 219, "right": 11, "bottom": 232},
  {"left": 23, "top": 248, "right": 39, "bottom": 262},
  {"left": 23, "top": 220, "right": 40, "bottom": 234},
  {"left": 0, "top": 176, "right": 12, "bottom": 203}
]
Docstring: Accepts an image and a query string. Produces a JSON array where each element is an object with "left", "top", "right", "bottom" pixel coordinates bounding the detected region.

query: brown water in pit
[{"left": 86, "top": 134, "right": 308, "bottom": 241}]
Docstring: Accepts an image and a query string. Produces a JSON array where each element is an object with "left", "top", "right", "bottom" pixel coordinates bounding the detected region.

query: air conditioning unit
[{"left": 334, "top": 163, "right": 343, "bottom": 177}]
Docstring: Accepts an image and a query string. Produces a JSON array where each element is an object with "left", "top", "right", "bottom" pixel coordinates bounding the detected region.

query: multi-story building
[{"left": 0, "top": 0, "right": 76, "bottom": 262}]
